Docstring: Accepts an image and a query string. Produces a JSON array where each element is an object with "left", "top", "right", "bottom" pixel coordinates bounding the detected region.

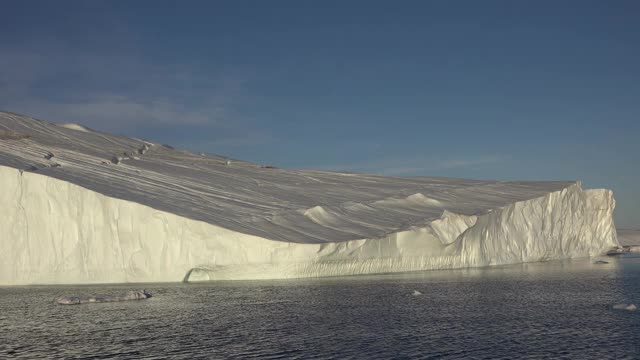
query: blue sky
[{"left": 1, "top": 1, "right": 639, "bottom": 228}]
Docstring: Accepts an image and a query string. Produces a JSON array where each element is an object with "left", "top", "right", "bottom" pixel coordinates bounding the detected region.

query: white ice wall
[{"left": 0, "top": 165, "right": 618, "bottom": 285}]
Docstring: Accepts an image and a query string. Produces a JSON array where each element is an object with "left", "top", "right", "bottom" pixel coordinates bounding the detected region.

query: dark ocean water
[{"left": 1, "top": 256, "right": 639, "bottom": 359}]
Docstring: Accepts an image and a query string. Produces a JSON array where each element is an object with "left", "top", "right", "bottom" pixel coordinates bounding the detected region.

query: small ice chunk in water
[
  {"left": 612, "top": 304, "right": 637, "bottom": 311},
  {"left": 56, "top": 290, "right": 152, "bottom": 305},
  {"left": 412, "top": 290, "right": 423, "bottom": 296}
]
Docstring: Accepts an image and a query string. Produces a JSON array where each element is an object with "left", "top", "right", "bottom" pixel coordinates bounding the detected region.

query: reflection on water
[{"left": 1, "top": 256, "right": 639, "bottom": 359}]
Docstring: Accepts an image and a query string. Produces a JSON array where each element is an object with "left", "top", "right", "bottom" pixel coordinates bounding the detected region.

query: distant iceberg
[
  {"left": 0, "top": 111, "right": 619, "bottom": 285},
  {"left": 617, "top": 230, "right": 640, "bottom": 245}
]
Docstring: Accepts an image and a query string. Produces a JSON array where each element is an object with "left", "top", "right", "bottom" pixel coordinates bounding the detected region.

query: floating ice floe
[
  {"left": 612, "top": 304, "right": 637, "bottom": 311},
  {"left": 606, "top": 247, "right": 629, "bottom": 256},
  {"left": 56, "top": 290, "right": 152, "bottom": 305}
]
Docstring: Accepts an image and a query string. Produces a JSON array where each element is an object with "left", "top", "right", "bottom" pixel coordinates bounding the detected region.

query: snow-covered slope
[{"left": 0, "top": 111, "right": 619, "bottom": 285}]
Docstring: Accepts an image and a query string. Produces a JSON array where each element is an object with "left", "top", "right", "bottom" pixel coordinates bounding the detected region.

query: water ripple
[{"left": 1, "top": 257, "right": 639, "bottom": 359}]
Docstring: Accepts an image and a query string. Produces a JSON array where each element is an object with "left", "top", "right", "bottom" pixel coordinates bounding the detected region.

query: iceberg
[{"left": 0, "top": 111, "right": 619, "bottom": 285}]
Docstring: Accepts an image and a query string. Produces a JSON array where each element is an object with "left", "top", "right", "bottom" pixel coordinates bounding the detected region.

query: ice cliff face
[{"left": 0, "top": 112, "right": 619, "bottom": 285}]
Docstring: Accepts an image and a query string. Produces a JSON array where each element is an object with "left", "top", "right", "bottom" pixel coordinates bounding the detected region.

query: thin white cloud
[
  {"left": 438, "top": 155, "right": 506, "bottom": 170},
  {"left": 0, "top": 48, "right": 247, "bottom": 132},
  {"left": 13, "top": 95, "right": 223, "bottom": 131},
  {"left": 309, "top": 155, "right": 508, "bottom": 176},
  {"left": 0, "top": 49, "right": 44, "bottom": 97},
  {"left": 185, "top": 132, "right": 277, "bottom": 149}
]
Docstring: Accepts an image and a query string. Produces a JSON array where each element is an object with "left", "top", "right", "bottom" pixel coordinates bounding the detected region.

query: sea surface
[{"left": 1, "top": 256, "right": 639, "bottom": 359}]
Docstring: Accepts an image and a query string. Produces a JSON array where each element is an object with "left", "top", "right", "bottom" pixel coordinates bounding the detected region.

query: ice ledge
[{"left": 0, "top": 165, "right": 618, "bottom": 285}]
